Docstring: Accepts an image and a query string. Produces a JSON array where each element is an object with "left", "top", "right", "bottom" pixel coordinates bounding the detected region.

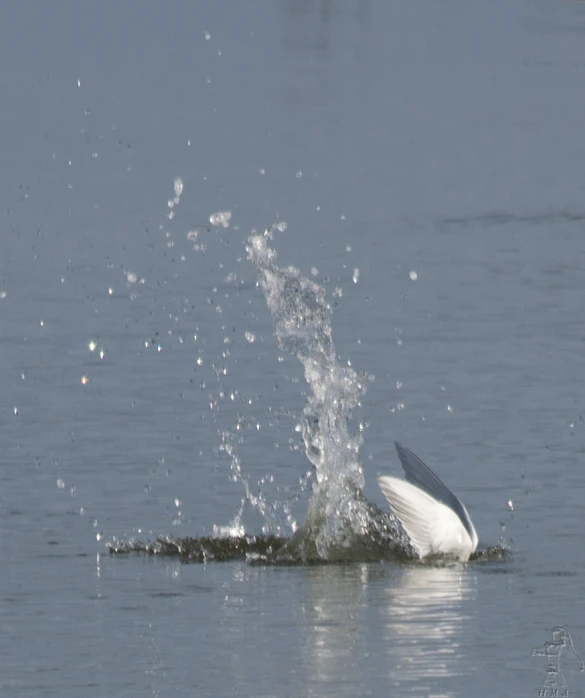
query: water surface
[{"left": 2, "top": 1, "right": 585, "bottom": 696}]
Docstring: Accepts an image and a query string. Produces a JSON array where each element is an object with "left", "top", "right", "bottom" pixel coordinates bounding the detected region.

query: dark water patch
[
  {"left": 150, "top": 591, "right": 185, "bottom": 598},
  {"left": 186, "top": 584, "right": 214, "bottom": 593},
  {"left": 108, "top": 534, "right": 289, "bottom": 562},
  {"left": 109, "top": 533, "right": 508, "bottom": 565},
  {"left": 438, "top": 210, "right": 585, "bottom": 229},
  {"left": 471, "top": 545, "right": 510, "bottom": 562},
  {"left": 533, "top": 569, "right": 578, "bottom": 578}
]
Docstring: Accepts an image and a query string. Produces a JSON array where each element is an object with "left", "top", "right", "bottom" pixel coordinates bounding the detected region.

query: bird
[{"left": 378, "top": 442, "right": 478, "bottom": 561}]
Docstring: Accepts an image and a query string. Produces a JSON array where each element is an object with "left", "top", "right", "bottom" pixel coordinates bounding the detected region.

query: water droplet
[{"left": 209, "top": 211, "right": 232, "bottom": 228}]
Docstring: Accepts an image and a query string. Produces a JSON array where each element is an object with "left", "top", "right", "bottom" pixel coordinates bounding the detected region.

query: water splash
[
  {"left": 214, "top": 428, "right": 298, "bottom": 538},
  {"left": 109, "top": 220, "right": 507, "bottom": 565},
  {"left": 246, "top": 228, "right": 405, "bottom": 562}
]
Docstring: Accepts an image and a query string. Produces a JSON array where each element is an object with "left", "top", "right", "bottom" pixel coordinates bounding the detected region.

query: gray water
[{"left": 2, "top": 1, "right": 585, "bottom": 696}]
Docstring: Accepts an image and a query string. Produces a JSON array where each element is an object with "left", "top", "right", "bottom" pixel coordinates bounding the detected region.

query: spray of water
[
  {"left": 109, "top": 216, "right": 507, "bottom": 564},
  {"left": 246, "top": 228, "right": 406, "bottom": 562}
]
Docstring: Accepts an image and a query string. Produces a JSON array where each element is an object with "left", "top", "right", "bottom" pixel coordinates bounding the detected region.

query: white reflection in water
[
  {"left": 381, "top": 566, "right": 477, "bottom": 693},
  {"left": 299, "top": 564, "right": 476, "bottom": 697},
  {"left": 302, "top": 565, "right": 369, "bottom": 697}
]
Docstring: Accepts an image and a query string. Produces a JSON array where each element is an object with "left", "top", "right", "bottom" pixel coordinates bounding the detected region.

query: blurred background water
[{"left": 2, "top": 1, "right": 585, "bottom": 696}]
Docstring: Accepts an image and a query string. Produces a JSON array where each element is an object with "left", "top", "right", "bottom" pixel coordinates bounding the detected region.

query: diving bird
[{"left": 378, "top": 442, "right": 478, "bottom": 561}]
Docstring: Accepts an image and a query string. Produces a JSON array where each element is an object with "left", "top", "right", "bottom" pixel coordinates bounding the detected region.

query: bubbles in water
[{"left": 244, "top": 331, "right": 256, "bottom": 343}]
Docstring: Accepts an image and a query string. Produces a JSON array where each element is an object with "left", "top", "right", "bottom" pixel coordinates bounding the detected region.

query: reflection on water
[
  {"left": 301, "top": 565, "right": 370, "bottom": 697},
  {"left": 380, "top": 566, "right": 477, "bottom": 695},
  {"left": 295, "top": 564, "right": 477, "bottom": 697}
]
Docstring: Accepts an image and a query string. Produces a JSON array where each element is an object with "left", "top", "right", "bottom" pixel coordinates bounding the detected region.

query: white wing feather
[{"left": 378, "top": 475, "right": 475, "bottom": 561}]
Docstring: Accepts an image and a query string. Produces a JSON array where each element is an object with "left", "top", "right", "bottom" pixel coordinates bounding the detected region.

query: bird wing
[
  {"left": 394, "top": 441, "right": 478, "bottom": 550},
  {"left": 378, "top": 475, "right": 475, "bottom": 560}
]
